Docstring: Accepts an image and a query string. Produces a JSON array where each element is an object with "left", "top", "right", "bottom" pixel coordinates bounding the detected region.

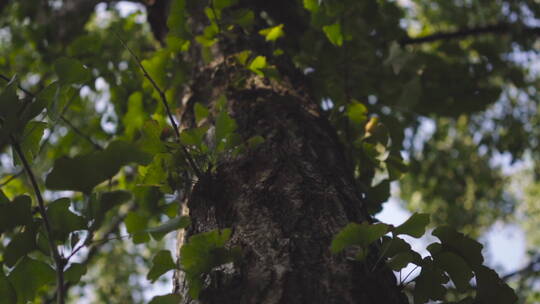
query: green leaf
[
  {"left": 8, "top": 257, "right": 55, "bottom": 304},
  {"left": 259, "top": 24, "right": 285, "bottom": 41},
  {"left": 330, "top": 222, "right": 389, "bottom": 254},
  {"left": 413, "top": 258, "right": 448, "bottom": 304},
  {"left": 0, "top": 190, "right": 8, "bottom": 204},
  {"left": 138, "top": 120, "right": 167, "bottom": 155},
  {"left": 392, "top": 213, "right": 430, "bottom": 238},
  {"left": 346, "top": 101, "right": 368, "bottom": 125},
  {"left": 247, "top": 135, "right": 265, "bottom": 149},
  {"left": 167, "top": 0, "right": 187, "bottom": 39},
  {"left": 147, "top": 250, "right": 176, "bottom": 283},
  {"left": 124, "top": 211, "right": 149, "bottom": 244},
  {"left": 90, "top": 190, "right": 132, "bottom": 226},
  {"left": 0, "top": 195, "right": 33, "bottom": 234},
  {"left": 54, "top": 57, "right": 91, "bottom": 85},
  {"left": 322, "top": 22, "right": 343, "bottom": 46},
  {"left": 0, "top": 268, "right": 16, "bottom": 304},
  {"left": 387, "top": 251, "right": 415, "bottom": 271},
  {"left": 215, "top": 110, "right": 237, "bottom": 151},
  {"left": 145, "top": 216, "right": 191, "bottom": 240},
  {"left": 180, "top": 229, "right": 236, "bottom": 299},
  {"left": 433, "top": 251, "right": 473, "bottom": 292},
  {"left": 138, "top": 153, "right": 174, "bottom": 191},
  {"left": 46, "top": 198, "right": 86, "bottom": 242},
  {"left": 46, "top": 141, "right": 151, "bottom": 193},
  {"left": 213, "top": 0, "right": 237, "bottom": 10},
  {"left": 475, "top": 265, "right": 517, "bottom": 304},
  {"left": 194, "top": 102, "right": 209, "bottom": 124},
  {"left": 149, "top": 294, "right": 183, "bottom": 304},
  {"left": 13, "top": 121, "right": 46, "bottom": 165},
  {"left": 64, "top": 263, "right": 87, "bottom": 284},
  {"left": 180, "top": 126, "right": 209, "bottom": 148},
  {"left": 303, "top": 0, "right": 319, "bottom": 12},
  {"left": 4, "top": 223, "right": 37, "bottom": 267},
  {"left": 248, "top": 56, "right": 267, "bottom": 76},
  {"left": 0, "top": 77, "right": 21, "bottom": 121},
  {"left": 432, "top": 226, "right": 484, "bottom": 267},
  {"left": 122, "top": 92, "right": 145, "bottom": 140}
]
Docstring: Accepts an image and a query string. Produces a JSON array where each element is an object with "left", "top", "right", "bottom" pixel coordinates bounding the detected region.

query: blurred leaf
[
  {"left": 4, "top": 223, "right": 37, "bottom": 267},
  {"left": 413, "top": 258, "right": 448, "bottom": 304},
  {"left": 64, "top": 263, "right": 87, "bottom": 284},
  {"left": 0, "top": 195, "right": 32, "bottom": 234},
  {"left": 194, "top": 102, "right": 209, "bottom": 125},
  {"left": 432, "top": 226, "right": 484, "bottom": 267},
  {"left": 13, "top": 121, "right": 46, "bottom": 165},
  {"left": 346, "top": 101, "right": 368, "bottom": 125},
  {"left": 259, "top": 24, "right": 284, "bottom": 41},
  {"left": 0, "top": 268, "right": 16, "bottom": 304},
  {"left": 215, "top": 110, "right": 237, "bottom": 151},
  {"left": 145, "top": 216, "right": 191, "bottom": 240},
  {"left": 54, "top": 57, "right": 91, "bottom": 85},
  {"left": 393, "top": 213, "right": 430, "bottom": 238},
  {"left": 124, "top": 211, "right": 149, "bottom": 244},
  {"left": 122, "top": 92, "right": 145, "bottom": 140},
  {"left": 149, "top": 294, "right": 183, "bottom": 304},
  {"left": 180, "top": 229, "right": 236, "bottom": 299},
  {"left": 433, "top": 251, "right": 473, "bottom": 292},
  {"left": 46, "top": 141, "right": 151, "bottom": 193},
  {"left": 475, "top": 265, "right": 517, "bottom": 304},
  {"left": 331, "top": 222, "right": 389, "bottom": 254},
  {"left": 322, "top": 22, "right": 343, "bottom": 46},
  {"left": 147, "top": 250, "right": 176, "bottom": 283},
  {"left": 8, "top": 257, "right": 55, "bottom": 304},
  {"left": 46, "top": 198, "right": 86, "bottom": 242},
  {"left": 248, "top": 56, "right": 267, "bottom": 76}
]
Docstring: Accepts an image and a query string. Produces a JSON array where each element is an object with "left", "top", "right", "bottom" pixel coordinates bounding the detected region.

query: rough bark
[
  {"left": 174, "top": 62, "right": 408, "bottom": 304},
  {"left": 164, "top": 2, "right": 408, "bottom": 303}
]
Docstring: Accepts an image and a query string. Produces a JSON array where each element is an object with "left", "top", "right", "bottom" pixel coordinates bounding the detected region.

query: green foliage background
[{"left": 0, "top": 0, "right": 539, "bottom": 303}]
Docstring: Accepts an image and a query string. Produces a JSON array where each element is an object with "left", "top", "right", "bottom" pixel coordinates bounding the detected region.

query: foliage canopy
[{"left": 0, "top": 0, "right": 539, "bottom": 303}]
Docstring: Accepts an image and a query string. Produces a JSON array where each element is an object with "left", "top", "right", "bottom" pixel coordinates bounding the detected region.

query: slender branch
[
  {"left": 0, "top": 73, "right": 103, "bottom": 151},
  {"left": 44, "top": 206, "right": 134, "bottom": 304},
  {"left": 0, "top": 172, "right": 22, "bottom": 188},
  {"left": 399, "top": 265, "right": 420, "bottom": 289},
  {"left": 10, "top": 136, "right": 65, "bottom": 304},
  {"left": 59, "top": 116, "right": 103, "bottom": 150},
  {"left": 400, "top": 23, "right": 540, "bottom": 46},
  {"left": 502, "top": 256, "right": 540, "bottom": 281},
  {"left": 114, "top": 32, "right": 203, "bottom": 177}
]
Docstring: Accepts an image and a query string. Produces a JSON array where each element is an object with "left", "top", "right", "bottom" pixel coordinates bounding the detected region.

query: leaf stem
[
  {"left": 10, "top": 135, "right": 66, "bottom": 304},
  {"left": 114, "top": 32, "right": 203, "bottom": 177}
]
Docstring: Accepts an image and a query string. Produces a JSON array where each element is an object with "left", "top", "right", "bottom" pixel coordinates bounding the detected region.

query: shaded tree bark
[{"left": 172, "top": 3, "right": 408, "bottom": 303}]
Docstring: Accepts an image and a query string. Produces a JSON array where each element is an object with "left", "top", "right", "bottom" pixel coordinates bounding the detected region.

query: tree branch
[
  {"left": 400, "top": 23, "right": 540, "bottom": 46},
  {"left": 10, "top": 136, "right": 66, "bottom": 304},
  {"left": 114, "top": 32, "right": 203, "bottom": 178},
  {"left": 502, "top": 255, "right": 540, "bottom": 281}
]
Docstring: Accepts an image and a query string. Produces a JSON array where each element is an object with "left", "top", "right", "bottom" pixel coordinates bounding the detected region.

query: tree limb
[{"left": 400, "top": 23, "right": 540, "bottom": 45}]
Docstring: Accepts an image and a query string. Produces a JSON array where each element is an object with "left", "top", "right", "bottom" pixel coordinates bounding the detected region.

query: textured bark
[
  {"left": 172, "top": 2, "right": 408, "bottom": 303},
  {"left": 173, "top": 65, "right": 408, "bottom": 303}
]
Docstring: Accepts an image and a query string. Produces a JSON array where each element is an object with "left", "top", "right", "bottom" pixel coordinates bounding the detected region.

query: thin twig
[
  {"left": 399, "top": 265, "right": 420, "bottom": 289},
  {"left": 59, "top": 116, "right": 103, "bottom": 150},
  {"left": 0, "top": 73, "right": 104, "bottom": 151},
  {"left": 44, "top": 206, "right": 134, "bottom": 304},
  {"left": 114, "top": 32, "right": 203, "bottom": 177},
  {"left": 10, "top": 136, "right": 66, "bottom": 304},
  {"left": 0, "top": 172, "right": 23, "bottom": 188}
]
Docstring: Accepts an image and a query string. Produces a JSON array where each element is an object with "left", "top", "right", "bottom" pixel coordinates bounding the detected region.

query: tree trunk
[
  {"left": 174, "top": 59, "right": 407, "bottom": 304},
  {"left": 172, "top": 2, "right": 408, "bottom": 303}
]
